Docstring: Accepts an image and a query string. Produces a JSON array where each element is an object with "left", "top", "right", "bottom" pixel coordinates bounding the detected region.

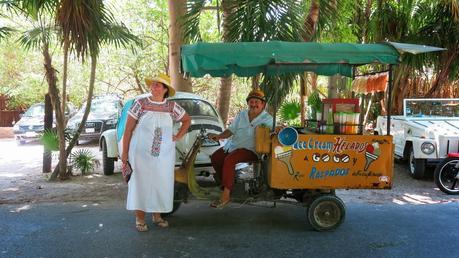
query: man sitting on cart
[{"left": 207, "top": 88, "right": 273, "bottom": 208}]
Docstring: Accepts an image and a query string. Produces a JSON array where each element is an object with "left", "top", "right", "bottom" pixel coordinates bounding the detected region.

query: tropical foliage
[{"left": 0, "top": 0, "right": 458, "bottom": 180}]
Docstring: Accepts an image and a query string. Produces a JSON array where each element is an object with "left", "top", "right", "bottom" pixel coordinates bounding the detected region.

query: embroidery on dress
[{"left": 151, "top": 127, "right": 162, "bottom": 157}]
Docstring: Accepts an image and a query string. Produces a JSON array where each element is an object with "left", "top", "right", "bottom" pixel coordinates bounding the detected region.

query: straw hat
[
  {"left": 246, "top": 88, "right": 266, "bottom": 102},
  {"left": 145, "top": 74, "right": 176, "bottom": 97}
]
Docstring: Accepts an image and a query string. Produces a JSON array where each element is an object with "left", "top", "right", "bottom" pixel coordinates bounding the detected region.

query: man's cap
[{"left": 246, "top": 88, "right": 266, "bottom": 102}]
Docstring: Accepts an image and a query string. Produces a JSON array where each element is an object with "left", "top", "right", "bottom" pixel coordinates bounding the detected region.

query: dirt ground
[
  {"left": 0, "top": 137, "right": 458, "bottom": 206},
  {"left": 0, "top": 127, "right": 13, "bottom": 139}
]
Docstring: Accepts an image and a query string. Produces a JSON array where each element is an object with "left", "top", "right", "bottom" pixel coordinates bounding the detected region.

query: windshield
[
  {"left": 174, "top": 99, "right": 219, "bottom": 118},
  {"left": 79, "top": 99, "right": 120, "bottom": 115},
  {"left": 24, "top": 104, "right": 45, "bottom": 117},
  {"left": 404, "top": 99, "right": 459, "bottom": 118}
]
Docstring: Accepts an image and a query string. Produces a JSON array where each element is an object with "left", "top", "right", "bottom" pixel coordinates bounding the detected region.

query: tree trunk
[
  {"left": 168, "top": 0, "right": 192, "bottom": 92},
  {"left": 51, "top": 54, "right": 98, "bottom": 178},
  {"left": 425, "top": 50, "right": 457, "bottom": 97},
  {"left": 42, "top": 44, "right": 64, "bottom": 181},
  {"left": 57, "top": 40, "right": 70, "bottom": 179},
  {"left": 328, "top": 75, "right": 339, "bottom": 98},
  {"left": 303, "top": 0, "right": 320, "bottom": 41},
  {"left": 216, "top": 76, "right": 232, "bottom": 125},
  {"left": 43, "top": 93, "right": 53, "bottom": 173},
  {"left": 61, "top": 40, "right": 69, "bottom": 116},
  {"left": 215, "top": 0, "right": 233, "bottom": 125}
]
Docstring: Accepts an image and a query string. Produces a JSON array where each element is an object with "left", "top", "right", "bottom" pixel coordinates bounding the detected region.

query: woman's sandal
[
  {"left": 135, "top": 222, "right": 149, "bottom": 232},
  {"left": 210, "top": 199, "right": 231, "bottom": 209},
  {"left": 153, "top": 218, "right": 169, "bottom": 228}
]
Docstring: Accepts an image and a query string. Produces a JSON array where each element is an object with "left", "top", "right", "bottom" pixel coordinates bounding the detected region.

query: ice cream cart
[{"left": 175, "top": 41, "right": 445, "bottom": 231}]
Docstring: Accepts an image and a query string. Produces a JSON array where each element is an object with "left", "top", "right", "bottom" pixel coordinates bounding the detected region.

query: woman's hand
[
  {"left": 172, "top": 134, "right": 183, "bottom": 142},
  {"left": 121, "top": 153, "right": 128, "bottom": 164}
]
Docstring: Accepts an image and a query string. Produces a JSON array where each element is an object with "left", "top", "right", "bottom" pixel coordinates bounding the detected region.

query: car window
[
  {"left": 78, "top": 99, "right": 120, "bottom": 114},
  {"left": 173, "top": 99, "right": 219, "bottom": 118},
  {"left": 24, "top": 105, "right": 45, "bottom": 117}
]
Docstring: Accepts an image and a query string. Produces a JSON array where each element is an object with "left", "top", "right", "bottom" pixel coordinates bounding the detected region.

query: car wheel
[
  {"left": 409, "top": 147, "right": 426, "bottom": 179},
  {"left": 17, "top": 140, "right": 26, "bottom": 145},
  {"left": 102, "top": 139, "right": 115, "bottom": 175},
  {"left": 434, "top": 157, "right": 459, "bottom": 195}
]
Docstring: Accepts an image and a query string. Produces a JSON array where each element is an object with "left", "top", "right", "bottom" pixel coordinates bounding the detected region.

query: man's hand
[
  {"left": 273, "top": 125, "right": 285, "bottom": 134},
  {"left": 207, "top": 133, "right": 220, "bottom": 141}
]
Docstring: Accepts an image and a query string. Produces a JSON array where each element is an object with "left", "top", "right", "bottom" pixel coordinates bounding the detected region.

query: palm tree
[
  {"left": 18, "top": 24, "right": 59, "bottom": 172},
  {"left": 5, "top": 0, "right": 139, "bottom": 180},
  {"left": 2, "top": 0, "right": 60, "bottom": 172},
  {"left": 50, "top": 0, "right": 140, "bottom": 180},
  {"left": 184, "top": 0, "right": 305, "bottom": 116},
  {"left": 366, "top": 0, "right": 458, "bottom": 112},
  {"left": 416, "top": 0, "right": 459, "bottom": 97}
]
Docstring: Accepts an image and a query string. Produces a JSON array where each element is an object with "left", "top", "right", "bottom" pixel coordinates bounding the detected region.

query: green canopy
[{"left": 181, "top": 41, "right": 445, "bottom": 78}]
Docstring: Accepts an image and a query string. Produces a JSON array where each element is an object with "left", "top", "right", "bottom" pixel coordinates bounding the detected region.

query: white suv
[
  {"left": 99, "top": 92, "right": 225, "bottom": 176},
  {"left": 375, "top": 98, "right": 459, "bottom": 178}
]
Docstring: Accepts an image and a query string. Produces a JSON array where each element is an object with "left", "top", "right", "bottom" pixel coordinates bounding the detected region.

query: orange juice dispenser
[{"left": 321, "top": 98, "right": 360, "bottom": 135}]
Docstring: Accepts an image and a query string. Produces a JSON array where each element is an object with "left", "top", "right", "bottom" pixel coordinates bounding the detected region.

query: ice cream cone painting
[
  {"left": 364, "top": 142, "right": 380, "bottom": 171},
  {"left": 274, "top": 146, "right": 300, "bottom": 180}
]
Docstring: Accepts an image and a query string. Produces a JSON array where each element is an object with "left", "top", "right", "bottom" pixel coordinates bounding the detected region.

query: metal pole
[
  {"left": 387, "top": 65, "right": 393, "bottom": 135},
  {"left": 271, "top": 65, "right": 281, "bottom": 131}
]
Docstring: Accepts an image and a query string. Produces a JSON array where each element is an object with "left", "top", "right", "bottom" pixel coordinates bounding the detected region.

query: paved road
[{"left": 1, "top": 200, "right": 458, "bottom": 258}]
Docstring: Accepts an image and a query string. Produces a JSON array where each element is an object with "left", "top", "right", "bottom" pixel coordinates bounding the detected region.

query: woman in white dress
[{"left": 121, "top": 74, "right": 190, "bottom": 231}]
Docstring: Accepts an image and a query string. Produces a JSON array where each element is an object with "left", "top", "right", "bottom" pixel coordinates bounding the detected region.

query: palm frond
[
  {"left": 15, "top": 0, "right": 58, "bottom": 20},
  {"left": 0, "top": 0, "right": 22, "bottom": 16},
  {"left": 224, "top": 0, "right": 304, "bottom": 42},
  {"left": 183, "top": 0, "right": 207, "bottom": 43},
  {"left": 70, "top": 149, "right": 95, "bottom": 175},
  {"left": 101, "top": 22, "right": 142, "bottom": 53},
  {"left": 17, "top": 24, "right": 56, "bottom": 50},
  {"left": 56, "top": 0, "right": 112, "bottom": 59},
  {"left": 313, "top": 0, "right": 345, "bottom": 41},
  {"left": 40, "top": 129, "right": 59, "bottom": 151},
  {"left": 0, "top": 26, "right": 14, "bottom": 40},
  {"left": 260, "top": 73, "right": 298, "bottom": 111},
  {"left": 280, "top": 101, "right": 301, "bottom": 122}
]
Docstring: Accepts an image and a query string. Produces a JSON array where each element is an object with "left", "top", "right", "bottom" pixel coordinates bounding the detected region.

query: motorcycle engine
[{"left": 235, "top": 162, "right": 263, "bottom": 194}]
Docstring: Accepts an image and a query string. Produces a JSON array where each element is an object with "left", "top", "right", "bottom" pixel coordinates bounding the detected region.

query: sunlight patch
[
  {"left": 10, "top": 205, "right": 31, "bottom": 213},
  {"left": 0, "top": 173, "right": 24, "bottom": 178},
  {"left": 402, "top": 193, "right": 440, "bottom": 204},
  {"left": 392, "top": 199, "right": 406, "bottom": 205},
  {"left": 2, "top": 187, "right": 19, "bottom": 192}
]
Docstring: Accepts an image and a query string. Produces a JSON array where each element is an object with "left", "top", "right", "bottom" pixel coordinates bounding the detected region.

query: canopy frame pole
[
  {"left": 387, "top": 65, "right": 393, "bottom": 136},
  {"left": 272, "top": 75, "right": 279, "bottom": 131}
]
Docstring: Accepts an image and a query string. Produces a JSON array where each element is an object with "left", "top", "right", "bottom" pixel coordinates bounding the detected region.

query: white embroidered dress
[{"left": 126, "top": 97, "right": 185, "bottom": 212}]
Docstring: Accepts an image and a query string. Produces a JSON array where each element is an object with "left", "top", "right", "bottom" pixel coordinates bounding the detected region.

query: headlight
[{"left": 421, "top": 142, "right": 435, "bottom": 155}]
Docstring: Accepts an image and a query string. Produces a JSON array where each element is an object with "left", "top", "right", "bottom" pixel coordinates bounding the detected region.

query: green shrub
[{"left": 70, "top": 149, "right": 96, "bottom": 176}]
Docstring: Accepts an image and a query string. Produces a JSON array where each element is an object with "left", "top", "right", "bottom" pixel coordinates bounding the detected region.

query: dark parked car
[
  {"left": 13, "top": 102, "right": 76, "bottom": 144},
  {"left": 66, "top": 95, "right": 123, "bottom": 143}
]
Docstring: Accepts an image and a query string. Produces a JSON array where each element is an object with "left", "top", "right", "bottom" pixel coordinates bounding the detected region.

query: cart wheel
[
  {"left": 163, "top": 183, "right": 187, "bottom": 217},
  {"left": 307, "top": 195, "right": 345, "bottom": 231}
]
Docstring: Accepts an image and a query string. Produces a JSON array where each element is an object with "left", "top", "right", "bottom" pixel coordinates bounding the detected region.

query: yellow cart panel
[{"left": 268, "top": 134, "right": 393, "bottom": 189}]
